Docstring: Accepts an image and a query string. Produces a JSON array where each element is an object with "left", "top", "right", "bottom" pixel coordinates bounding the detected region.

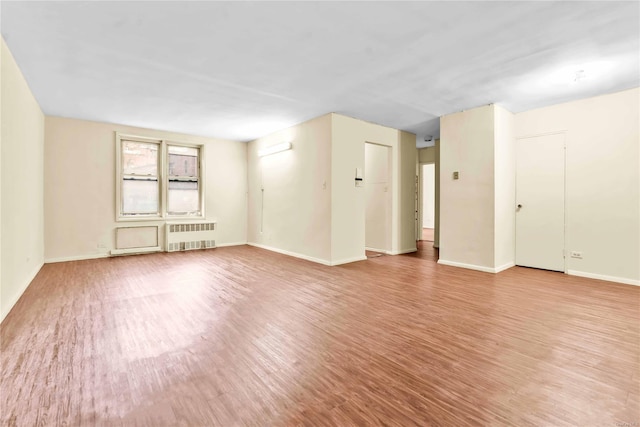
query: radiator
[{"left": 165, "top": 221, "right": 216, "bottom": 252}]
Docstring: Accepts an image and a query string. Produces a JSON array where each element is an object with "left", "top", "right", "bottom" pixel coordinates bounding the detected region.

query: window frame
[
  {"left": 116, "top": 133, "right": 205, "bottom": 222},
  {"left": 165, "top": 141, "right": 204, "bottom": 218}
]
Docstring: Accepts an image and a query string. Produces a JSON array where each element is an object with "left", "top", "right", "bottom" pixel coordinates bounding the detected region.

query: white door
[
  {"left": 421, "top": 164, "right": 435, "bottom": 228},
  {"left": 365, "top": 143, "right": 391, "bottom": 252},
  {"left": 515, "top": 133, "right": 565, "bottom": 271}
]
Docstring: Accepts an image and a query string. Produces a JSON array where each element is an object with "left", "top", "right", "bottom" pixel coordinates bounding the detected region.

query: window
[
  {"left": 116, "top": 134, "right": 204, "bottom": 220},
  {"left": 167, "top": 145, "right": 200, "bottom": 215},
  {"left": 121, "top": 140, "right": 160, "bottom": 216}
]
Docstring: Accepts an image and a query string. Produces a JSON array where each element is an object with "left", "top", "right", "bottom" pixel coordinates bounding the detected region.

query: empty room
[{"left": 1, "top": 1, "right": 639, "bottom": 426}]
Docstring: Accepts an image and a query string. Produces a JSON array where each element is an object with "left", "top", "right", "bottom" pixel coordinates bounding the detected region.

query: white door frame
[{"left": 417, "top": 166, "right": 422, "bottom": 240}]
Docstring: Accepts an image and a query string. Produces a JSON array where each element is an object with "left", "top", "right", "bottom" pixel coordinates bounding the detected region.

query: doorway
[
  {"left": 365, "top": 142, "right": 392, "bottom": 254},
  {"left": 515, "top": 133, "right": 565, "bottom": 272},
  {"left": 420, "top": 163, "right": 435, "bottom": 242}
]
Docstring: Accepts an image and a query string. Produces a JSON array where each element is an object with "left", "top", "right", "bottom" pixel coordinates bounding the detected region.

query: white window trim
[
  {"left": 115, "top": 132, "right": 205, "bottom": 222},
  {"left": 165, "top": 141, "right": 206, "bottom": 219}
]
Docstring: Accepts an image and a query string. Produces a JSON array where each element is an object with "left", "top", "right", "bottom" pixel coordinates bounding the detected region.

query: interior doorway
[
  {"left": 365, "top": 142, "right": 392, "bottom": 254},
  {"left": 420, "top": 163, "right": 435, "bottom": 242}
]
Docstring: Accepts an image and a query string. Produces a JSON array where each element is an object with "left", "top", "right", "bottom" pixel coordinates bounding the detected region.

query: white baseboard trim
[
  {"left": 364, "top": 247, "right": 417, "bottom": 256},
  {"left": 389, "top": 248, "right": 417, "bottom": 255},
  {"left": 45, "top": 243, "right": 248, "bottom": 264},
  {"left": 567, "top": 270, "right": 640, "bottom": 286},
  {"left": 331, "top": 256, "right": 368, "bottom": 266},
  {"left": 216, "top": 242, "right": 248, "bottom": 248},
  {"left": 111, "top": 246, "right": 161, "bottom": 256},
  {"left": 45, "top": 253, "right": 110, "bottom": 264},
  {"left": 247, "top": 242, "right": 332, "bottom": 266},
  {"left": 365, "top": 247, "right": 390, "bottom": 255},
  {"left": 247, "top": 243, "right": 367, "bottom": 267},
  {"left": 438, "top": 259, "right": 500, "bottom": 274},
  {"left": 495, "top": 262, "right": 516, "bottom": 273},
  {"left": 1, "top": 262, "right": 43, "bottom": 324}
]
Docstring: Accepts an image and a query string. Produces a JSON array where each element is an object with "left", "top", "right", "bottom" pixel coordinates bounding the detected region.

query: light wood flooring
[
  {"left": 1, "top": 242, "right": 638, "bottom": 426},
  {"left": 421, "top": 228, "right": 434, "bottom": 242}
]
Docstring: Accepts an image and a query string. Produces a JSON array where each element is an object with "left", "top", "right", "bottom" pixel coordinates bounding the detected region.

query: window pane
[
  {"left": 122, "top": 179, "right": 159, "bottom": 214},
  {"left": 122, "top": 141, "right": 158, "bottom": 175},
  {"left": 168, "top": 146, "right": 198, "bottom": 177},
  {"left": 167, "top": 180, "right": 199, "bottom": 214}
]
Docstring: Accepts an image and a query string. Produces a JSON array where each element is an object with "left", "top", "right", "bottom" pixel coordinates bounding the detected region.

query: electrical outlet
[{"left": 570, "top": 251, "right": 583, "bottom": 259}]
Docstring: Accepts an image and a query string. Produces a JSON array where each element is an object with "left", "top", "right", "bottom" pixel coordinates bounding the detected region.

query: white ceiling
[{"left": 2, "top": 2, "right": 638, "bottom": 147}]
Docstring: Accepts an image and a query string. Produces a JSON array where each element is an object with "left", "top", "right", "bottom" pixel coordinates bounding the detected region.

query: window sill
[
  {"left": 165, "top": 214, "right": 206, "bottom": 222},
  {"left": 117, "top": 216, "right": 164, "bottom": 223},
  {"left": 117, "top": 215, "right": 207, "bottom": 223}
]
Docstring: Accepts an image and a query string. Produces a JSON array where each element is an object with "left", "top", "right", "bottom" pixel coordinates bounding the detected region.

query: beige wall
[
  {"left": 331, "top": 114, "right": 415, "bottom": 263},
  {"left": 45, "top": 111, "right": 417, "bottom": 268},
  {"left": 44, "top": 117, "right": 248, "bottom": 261},
  {"left": 246, "top": 113, "right": 416, "bottom": 265},
  {"left": 515, "top": 88, "right": 639, "bottom": 284},
  {"left": 247, "top": 114, "right": 332, "bottom": 264},
  {"left": 418, "top": 146, "right": 436, "bottom": 163},
  {"left": 439, "top": 89, "right": 638, "bottom": 284},
  {"left": 494, "top": 105, "right": 516, "bottom": 269},
  {"left": 398, "top": 130, "right": 418, "bottom": 253},
  {"left": 1, "top": 39, "right": 45, "bottom": 322},
  {"left": 440, "top": 105, "right": 497, "bottom": 270}
]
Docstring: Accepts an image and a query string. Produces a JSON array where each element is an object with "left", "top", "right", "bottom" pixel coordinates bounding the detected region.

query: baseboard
[
  {"left": 1, "top": 262, "right": 43, "bottom": 324},
  {"left": 389, "top": 248, "right": 417, "bottom": 255},
  {"left": 365, "top": 247, "right": 417, "bottom": 256},
  {"left": 111, "top": 246, "right": 161, "bottom": 256},
  {"left": 567, "top": 270, "right": 640, "bottom": 286},
  {"left": 247, "top": 242, "right": 332, "bottom": 266},
  {"left": 216, "top": 242, "right": 248, "bottom": 248},
  {"left": 46, "top": 243, "right": 249, "bottom": 263},
  {"left": 331, "top": 256, "right": 368, "bottom": 266},
  {"left": 45, "top": 253, "right": 110, "bottom": 264},
  {"left": 495, "top": 262, "right": 515, "bottom": 273},
  {"left": 365, "top": 247, "right": 390, "bottom": 255},
  {"left": 438, "top": 259, "right": 497, "bottom": 273}
]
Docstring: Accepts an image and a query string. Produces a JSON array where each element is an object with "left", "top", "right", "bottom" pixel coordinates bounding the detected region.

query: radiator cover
[{"left": 165, "top": 221, "right": 217, "bottom": 252}]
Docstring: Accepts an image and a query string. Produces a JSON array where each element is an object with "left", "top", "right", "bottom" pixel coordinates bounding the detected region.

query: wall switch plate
[
  {"left": 570, "top": 251, "right": 583, "bottom": 259},
  {"left": 453, "top": 171, "right": 459, "bottom": 180}
]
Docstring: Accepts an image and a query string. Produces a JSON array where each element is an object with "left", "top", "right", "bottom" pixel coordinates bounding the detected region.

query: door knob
[{"left": 517, "top": 204, "right": 523, "bottom": 209}]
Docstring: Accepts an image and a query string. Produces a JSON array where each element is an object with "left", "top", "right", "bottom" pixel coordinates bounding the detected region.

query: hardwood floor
[
  {"left": 421, "top": 228, "right": 434, "bottom": 242},
  {"left": 1, "top": 242, "right": 638, "bottom": 426}
]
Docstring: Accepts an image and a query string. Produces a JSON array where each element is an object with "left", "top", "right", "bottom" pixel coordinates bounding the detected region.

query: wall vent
[{"left": 166, "top": 221, "right": 216, "bottom": 252}]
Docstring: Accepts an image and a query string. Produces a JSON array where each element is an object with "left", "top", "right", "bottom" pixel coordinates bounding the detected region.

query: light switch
[
  {"left": 355, "top": 167, "right": 363, "bottom": 187},
  {"left": 453, "top": 171, "right": 459, "bottom": 180}
]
